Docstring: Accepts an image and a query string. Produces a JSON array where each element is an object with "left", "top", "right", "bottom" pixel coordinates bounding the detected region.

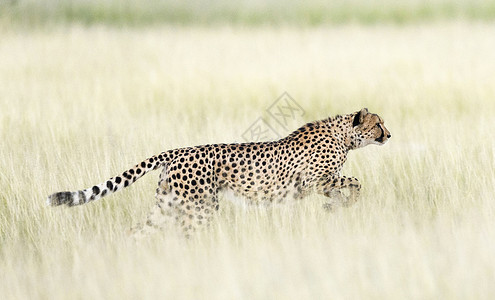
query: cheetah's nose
[{"left": 387, "top": 134, "right": 391, "bottom": 138}]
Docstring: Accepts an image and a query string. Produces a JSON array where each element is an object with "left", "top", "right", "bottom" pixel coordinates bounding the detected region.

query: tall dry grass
[{"left": 0, "top": 22, "right": 494, "bottom": 299}]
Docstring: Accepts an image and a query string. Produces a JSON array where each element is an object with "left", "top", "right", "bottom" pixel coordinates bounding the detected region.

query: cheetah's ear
[{"left": 352, "top": 108, "right": 368, "bottom": 127}]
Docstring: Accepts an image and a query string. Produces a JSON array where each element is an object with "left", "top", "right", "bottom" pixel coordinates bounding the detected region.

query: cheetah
[{"left": 47, "top": 108, "right": 391, "bottom": 237}]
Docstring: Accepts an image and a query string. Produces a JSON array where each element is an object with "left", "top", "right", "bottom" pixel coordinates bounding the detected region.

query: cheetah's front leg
[{"left": 319, "top": 176, "right": 361, "bottom": 211}]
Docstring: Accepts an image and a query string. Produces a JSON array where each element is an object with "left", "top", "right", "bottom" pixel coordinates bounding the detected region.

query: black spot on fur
[{"left": 92, "top": 186, "right": 100, "bottom": 195}]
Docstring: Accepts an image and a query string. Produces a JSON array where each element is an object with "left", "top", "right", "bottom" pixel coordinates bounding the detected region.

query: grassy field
[
  {"left": 1, "top": 21, "right": 495, "bottom": 299},
  {"left": 3, "top": 0, "right": 495, "bottom": 26}
]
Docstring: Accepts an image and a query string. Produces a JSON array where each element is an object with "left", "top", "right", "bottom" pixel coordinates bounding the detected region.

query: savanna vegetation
[{"left": 1, "top": 1, "right": 494, "bottom": 299}]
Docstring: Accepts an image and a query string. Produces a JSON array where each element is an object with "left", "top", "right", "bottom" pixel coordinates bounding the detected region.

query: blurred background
[
  {"left": 1, "top": 1, "right": 495, "bottom": 299},
  {"left": 2, "top": 0, "right": 495, "bottom": 26}
]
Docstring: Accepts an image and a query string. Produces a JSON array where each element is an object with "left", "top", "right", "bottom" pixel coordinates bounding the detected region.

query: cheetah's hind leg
[
  {"left": 128, "top": 192, "right": 178, "bottom": 239},
  {"left": 128, "top": 189, "right": 219, "bottom": 239}
]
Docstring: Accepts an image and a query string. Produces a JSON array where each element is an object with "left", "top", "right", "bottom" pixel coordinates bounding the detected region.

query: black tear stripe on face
[{"left": 376, "top": 124, "right": 385, "bottom": 142}]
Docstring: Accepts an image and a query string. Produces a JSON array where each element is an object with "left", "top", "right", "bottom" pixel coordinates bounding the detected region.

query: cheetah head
[{"left": 351, "top": 108, "right": 391, "bottom": 148}]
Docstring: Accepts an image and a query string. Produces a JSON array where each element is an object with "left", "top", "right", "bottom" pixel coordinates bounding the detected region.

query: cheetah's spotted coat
[{"left": 47, "top": 108, "right": 391, "bottom": 236}]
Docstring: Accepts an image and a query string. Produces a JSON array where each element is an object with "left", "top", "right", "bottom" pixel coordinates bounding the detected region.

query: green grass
[
  {"left": 1, "top": 23, "right": 495, "bottom": 299},
  {"left": 2, "top": 0, "right": 495, "bottom": 27}
]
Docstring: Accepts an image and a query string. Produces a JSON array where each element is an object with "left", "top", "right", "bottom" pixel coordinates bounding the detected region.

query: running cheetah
[{"left": 47, "top": 108, "right": 391, "bottom": 237}]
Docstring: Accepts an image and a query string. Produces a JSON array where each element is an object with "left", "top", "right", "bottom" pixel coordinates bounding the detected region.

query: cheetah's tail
[{"left": 46, "top": 151, "right": 171, "bottom": 207}]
